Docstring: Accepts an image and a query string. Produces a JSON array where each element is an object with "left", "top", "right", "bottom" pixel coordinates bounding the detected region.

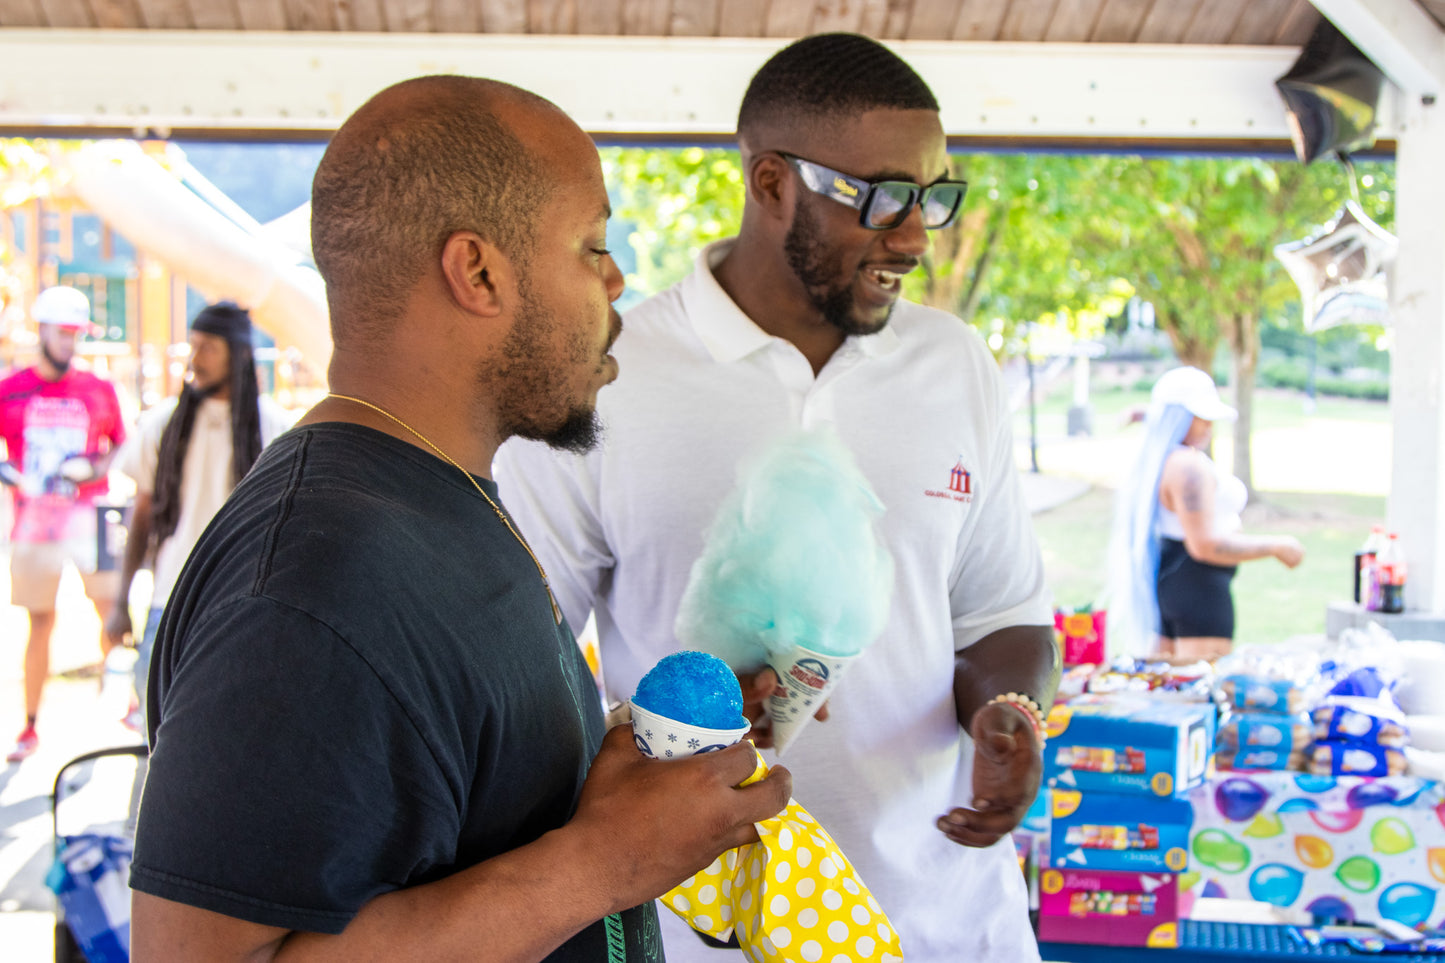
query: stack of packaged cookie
[{"left": 1212, "top": 648, "right": 1318, "bottom": 773}]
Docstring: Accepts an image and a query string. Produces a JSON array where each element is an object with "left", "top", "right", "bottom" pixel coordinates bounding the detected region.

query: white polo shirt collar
[{"left": 683, "top": 239, "right": 903, "bottom": 365}]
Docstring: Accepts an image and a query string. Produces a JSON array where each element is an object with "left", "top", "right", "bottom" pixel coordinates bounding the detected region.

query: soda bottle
[
  {"left": 1355, "top": 525, "right": 1384, "bottom": 608},
  {"left": 1377, "top": 533, "right": 1407, "bottom": 614}
]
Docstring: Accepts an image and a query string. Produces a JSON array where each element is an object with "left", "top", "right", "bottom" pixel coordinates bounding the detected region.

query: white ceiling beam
[
  {"left": 0, "top": 29, "right": 1366, "bottom": 142},
  {"left": 1310, "top": 0, "right": 1445, "bottom": 100}
]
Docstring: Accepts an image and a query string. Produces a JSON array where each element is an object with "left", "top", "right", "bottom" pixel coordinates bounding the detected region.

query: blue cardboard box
[
  {"left": 1045, "top": 698, "right": 1214, "bottom": 798},
  {"left": 1049, "top": 789, "right": 1193, "bottom": 874}
]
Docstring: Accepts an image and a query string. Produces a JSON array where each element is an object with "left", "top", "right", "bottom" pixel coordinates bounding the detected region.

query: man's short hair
[
  {"left": 311, "top": 75, "right": 553, "bottom": 339},
  {"left": 738, "top": 33, "right": 939, "bottom": 142}
]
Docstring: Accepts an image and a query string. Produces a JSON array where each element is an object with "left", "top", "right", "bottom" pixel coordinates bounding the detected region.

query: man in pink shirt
[{"left": 0, "top": 286, "right": 126, "bottom": 762}]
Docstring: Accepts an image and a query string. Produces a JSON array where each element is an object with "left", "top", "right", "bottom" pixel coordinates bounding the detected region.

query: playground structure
[{"left": 1, "top": 139, "right": 330, "bottom": 410}]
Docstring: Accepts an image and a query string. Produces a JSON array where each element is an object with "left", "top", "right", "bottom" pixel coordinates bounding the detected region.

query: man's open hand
[{"left": 936, "top": 700, "right": 1041, "bottom": 848}]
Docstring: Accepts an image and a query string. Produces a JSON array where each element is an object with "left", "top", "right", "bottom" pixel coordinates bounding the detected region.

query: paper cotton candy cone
[
  {"left": 662, "top": 750, "right": 904, "bottom": 962},
  {"left": 767, "top": 645, "right": 858, "bottom": 756}
]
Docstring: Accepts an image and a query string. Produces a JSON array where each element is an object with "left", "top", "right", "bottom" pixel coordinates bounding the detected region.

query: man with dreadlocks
[
  {"left": 497, "top": 33, "right": 1059, "bottom": 959},
  {"left": 1, "top": 285, "right": 126, "bottom": 763},
  {"left": 108, "top": 302, "right": 293, "bottom": 726}
]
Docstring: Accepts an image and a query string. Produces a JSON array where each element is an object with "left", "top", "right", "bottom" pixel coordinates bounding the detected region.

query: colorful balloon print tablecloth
[{"left": 1185, "top": 773, "right": 1445, "bottom": 929}]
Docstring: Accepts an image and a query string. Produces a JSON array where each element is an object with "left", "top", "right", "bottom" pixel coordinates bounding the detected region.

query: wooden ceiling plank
[
  {"left": 670, "top": 0, "right": 718, "bottom": 35},
  {"left": 999, "top": 0, "right": 1060, "bottom": 42},
  {"left": 283, "top": 0, "right": 338, "bottom": 30},
  {"left": 621, "top": 0, "right": 670, "bottom": 34},
  {"left": 808, "top": 0, "right": 865, "bottom": 33},
  {"left": 43, "top": 0, "right": 97, "bottom": 26},
  {"left": 1424, "top": 0, "right": 1445, "bottom": 32},
  {"left": 576, "top": 0, "right": 621, "bottom": 33},
  {"left": 185, "top": 0, "right": 239, "bottom": 29},
  {"left": 433, "top": 0, "right": 481, "bottom": 32},
  {"left": 764, "top": 0, "right": 813, "bottom": 35},
  {"left": 1045, "top": 0, "right": 1107, "bottom": 40},
  {"left": 950, "top": 0, "right": 1006, "bottom": 40},
  {"left": 336, "top": 0, "right": 386, "bottom": 31},
  {"left": 0, "top": 0, "right": 44, "bottom": 27},
  {"left": 477, "top": 0, "right": 527, "bottom": 32},
  {"left": 91, "top": 0, "right": 142, "bottom": 28},
  {"left": 527, "top": 0, "right": 578, "bottom": 33},
  {"left": 876, "top": 0, "right": 911, "bottom": 38},
  {"left": 1180, "top": 0, "right": 1248, "bottom": 44},
  {"left": 1226, "top": 0, "right": 1293, "bottom": 45},
  {"left": 905, "top": 0, "right": 964, "bottom": 39},
  {"left": 717, "top": 0, "right": 768, "bottom": 36},
  {"left": 1272, "top": 0, "right": 1320, "bottom": 46},
  {"left": 1090, "top": 0, "right": 1151, "bottom": 41},
  {"left": 139, "top": 0, "right": 194, "bottom": 27},
  {"left": 852, "top": 0, "right": 893, "bottom": 36},
  {"left": 235, "top": 0, "right": 286, "bottom": 29},
  {"left": 384, "top": 0, "right": 433, "bottom": 31},
  {"left": 1135, "top": 0, "right": 1199, "bottom": 43}
]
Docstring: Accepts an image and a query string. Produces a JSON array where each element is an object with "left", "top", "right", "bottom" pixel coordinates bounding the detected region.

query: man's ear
[
  {"left": 747, "top": 152, "right": 792, "bottom": 223},
  {"left": 440, "top": 231, "right": 513, "bottom": 318}
]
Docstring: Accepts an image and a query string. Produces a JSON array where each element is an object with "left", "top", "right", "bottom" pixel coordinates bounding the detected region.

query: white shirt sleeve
[
  {"left": 946, "top": 355, "right": 1054, "bottom": 650},
  {"left": 115, "top": 399, "right": 178, "bottom": 496},
  {"left": 492, "top": 438, "right": 612, "bottom": 637}
]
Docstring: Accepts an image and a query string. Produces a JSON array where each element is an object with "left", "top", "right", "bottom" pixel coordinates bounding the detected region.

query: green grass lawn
[{"left": 1019, "top": 383, "right": 1390, "bottom": 644}]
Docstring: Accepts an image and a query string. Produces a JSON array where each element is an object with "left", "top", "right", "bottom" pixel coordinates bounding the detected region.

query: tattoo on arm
[{"left": 1180, "top": 470, "right": 1205, "bottom": 513}]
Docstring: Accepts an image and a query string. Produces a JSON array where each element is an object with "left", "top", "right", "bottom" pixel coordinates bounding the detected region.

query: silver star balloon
[{"left": 1274, "top": 200, "right": 1398, "bottom": 332}]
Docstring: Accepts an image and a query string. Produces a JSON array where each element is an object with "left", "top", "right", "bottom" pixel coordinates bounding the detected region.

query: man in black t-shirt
[{"left": 130, "top": 76, "right": 792, "bottom": 962}]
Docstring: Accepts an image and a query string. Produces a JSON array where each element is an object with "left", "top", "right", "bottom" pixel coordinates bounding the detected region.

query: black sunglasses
[{"left": 777, "top": 152, "right": 967, "bottom": 230}]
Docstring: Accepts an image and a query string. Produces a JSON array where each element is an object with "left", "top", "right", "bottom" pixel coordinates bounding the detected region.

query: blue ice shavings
[
  {"left": 632, "top": 651, "right": 748, "bottom": 730},
  {"left": 673, "top": 426, "right": 895, "bottom": 666}
]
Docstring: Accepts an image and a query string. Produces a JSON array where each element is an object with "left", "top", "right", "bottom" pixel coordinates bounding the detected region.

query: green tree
[
  {"left": 1096, "top": 154, "right": 1394, "bottom": 493},
  {"left": 601, "top": 146, "right": 742, "bottom": 298},
  {"left": 909, "top": 153, "right": 1131, "bottom": 354}
]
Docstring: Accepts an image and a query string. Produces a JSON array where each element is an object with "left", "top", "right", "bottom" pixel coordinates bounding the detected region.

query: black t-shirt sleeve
[{"left": 131, "top": 596, "right": 460, "bottom": 934}]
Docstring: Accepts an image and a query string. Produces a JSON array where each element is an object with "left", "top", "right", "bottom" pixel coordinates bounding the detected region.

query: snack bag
[
  {"left": 661, "top": 749, "right": 904, "bottom": 963},
  {"left": 632, "top": 652, "right": 904, "bottom": 961}
]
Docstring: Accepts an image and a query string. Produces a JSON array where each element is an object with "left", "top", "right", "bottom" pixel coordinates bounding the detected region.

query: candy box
[
  {"left": 1037, "top": 868, "right": 1180, "bottom": 947},
  {"left": 1049, "top": 789, "right": 1193, "bottom": 873},
  {"left": 1045, "top": 699, "right": 1214, "bottom": 798},
  {"left": 1055, "top": 608, "right": 1106, "bottom": 666}
]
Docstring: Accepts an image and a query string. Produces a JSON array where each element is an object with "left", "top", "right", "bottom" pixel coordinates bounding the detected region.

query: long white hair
[{"left": 1107, "top": 401, "right": 1196, "bottom": 656}]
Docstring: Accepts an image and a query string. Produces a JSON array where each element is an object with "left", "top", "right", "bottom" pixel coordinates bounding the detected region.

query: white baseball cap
[
  {"left": 1151, "top": 366, "right": 1237, "bottom": 422},
  {"left": 32, "top": 286, "right": 92, "bottom": 329}
]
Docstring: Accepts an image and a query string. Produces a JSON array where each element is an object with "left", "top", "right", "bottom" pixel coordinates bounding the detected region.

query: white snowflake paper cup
[
  {"left": 629, "top": 701, "right": 750, "bottom": 760},
  {"left": 767, "top": 645, "right": 859, "bottom": 755}
]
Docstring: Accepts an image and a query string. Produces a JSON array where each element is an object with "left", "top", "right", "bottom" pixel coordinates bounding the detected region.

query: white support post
[{"left": 1387, "top": 95, "right": 1445, "bottom": 612}]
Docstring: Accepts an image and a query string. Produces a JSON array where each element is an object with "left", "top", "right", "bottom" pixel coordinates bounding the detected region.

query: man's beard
[
  {"left": 783, "top": 197, "right": 891, "bottom": 337},
  {"left": 490, "top": 294, "right": 604, "bottom": 455},
  {"left": 41, "top": 343, "right": 71, "bottom": 375}
]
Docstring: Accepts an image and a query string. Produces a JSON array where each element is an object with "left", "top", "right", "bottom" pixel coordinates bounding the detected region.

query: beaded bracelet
[{"left": 990, "top": 691, "right": 1047, "bottom": 747}]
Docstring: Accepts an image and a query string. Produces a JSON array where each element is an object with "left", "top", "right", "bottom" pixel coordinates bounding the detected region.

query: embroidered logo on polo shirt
[{"left": 924, "top": 458, "right": 974, "bottom": 504}]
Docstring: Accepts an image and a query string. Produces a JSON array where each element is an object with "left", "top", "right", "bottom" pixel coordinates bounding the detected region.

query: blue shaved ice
[
  {"left": 632, "top": 651, "right": 748, "bottom": 730},
  {"left": 673, "top": 426, "right": 895, "bottom": 667}
]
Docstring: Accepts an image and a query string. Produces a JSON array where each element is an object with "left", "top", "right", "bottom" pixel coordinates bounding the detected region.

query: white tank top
[{"left": 1156, "top": 448, "right": 1247, "bottom": 539}]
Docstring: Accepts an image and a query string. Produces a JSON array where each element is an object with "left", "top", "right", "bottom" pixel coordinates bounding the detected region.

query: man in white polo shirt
[{"left": 496, "top": 33, "right": 1060, "bottom": 961}]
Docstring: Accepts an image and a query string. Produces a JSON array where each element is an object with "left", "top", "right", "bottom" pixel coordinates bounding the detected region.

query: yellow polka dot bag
[{"left": 660, "top": 750, "right": 905, "bottom": 962}]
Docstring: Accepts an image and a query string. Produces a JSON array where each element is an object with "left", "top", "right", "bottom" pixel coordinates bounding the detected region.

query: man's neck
[
  {"left": 35, "top": 359, "right": 67, "bottom": 383},
  {"left": 312, "top": 359, "right": 503, "bottom": 479},
  {"left": 712, "top": 235, "right": 845, "bottom": 376}
]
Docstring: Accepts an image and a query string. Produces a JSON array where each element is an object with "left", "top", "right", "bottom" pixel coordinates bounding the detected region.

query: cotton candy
[{"left": 674, "top": 426, "right": 894, "bottom": 666}]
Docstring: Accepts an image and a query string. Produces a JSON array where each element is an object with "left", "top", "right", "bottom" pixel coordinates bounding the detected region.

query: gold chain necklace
[{"left": 326, "top": 392, "right": 562, "bottom": 625}]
